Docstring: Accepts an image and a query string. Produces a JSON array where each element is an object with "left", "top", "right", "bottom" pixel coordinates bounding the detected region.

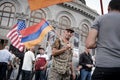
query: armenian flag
[{"left": 20, "top": 19, "right": 53, "bottom": 48}]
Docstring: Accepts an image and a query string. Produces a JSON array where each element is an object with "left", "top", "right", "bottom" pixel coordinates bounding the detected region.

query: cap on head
[
  {"left": 38, "top": 47, "right": 44, "bottom": 50},
  {"left": 65, "top": 28, "right": 74, "bottom": 33}
]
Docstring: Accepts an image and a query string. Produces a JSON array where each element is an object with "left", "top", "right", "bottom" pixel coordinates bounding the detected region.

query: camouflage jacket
[{"left": 51, "top": 38, "right": 73, "bottom": 74}]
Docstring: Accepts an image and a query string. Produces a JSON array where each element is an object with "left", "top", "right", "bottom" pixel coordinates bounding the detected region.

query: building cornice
[{"left": 58, "top": 1, "right": 99, "bottom": 20}]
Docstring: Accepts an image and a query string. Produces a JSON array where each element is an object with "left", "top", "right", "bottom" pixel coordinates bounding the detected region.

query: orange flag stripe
[
  {"left": 20, "top": 19, "right": 46, "bottom": 37},
  {"left": 28, "top": 0, "right": 72, "bottom": 11},
  {"left": 24, "top": 25, "right": 53, "bottom": 49}
]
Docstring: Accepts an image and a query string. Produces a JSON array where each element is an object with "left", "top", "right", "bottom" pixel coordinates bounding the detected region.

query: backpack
[{"left": 35, "top": 57, "right": 46, "bottom": 70}]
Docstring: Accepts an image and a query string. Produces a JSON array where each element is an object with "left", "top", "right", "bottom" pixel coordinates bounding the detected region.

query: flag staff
[{"left": 100, "top": 0, "right": 104, "bottom": 15}]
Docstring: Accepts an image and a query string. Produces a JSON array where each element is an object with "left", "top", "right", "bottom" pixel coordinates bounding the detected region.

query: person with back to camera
[
  {"left": 86, "top": 0, "right": 120, "bottom": 80},
  {"left": 0, "top": 46, "right": 12, "bottom": 80},
  {"left": 21, "top": 46, "right": 35, "bottom": 80}
]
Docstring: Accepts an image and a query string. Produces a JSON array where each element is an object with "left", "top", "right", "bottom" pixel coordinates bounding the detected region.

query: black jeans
[
  {"left": 35, "top": 69, "right": 46, "bottom": 80},
  {"left": 0, "top": 62, "right": 7, "bottom": 80},
  {"left": 21, "top": 70, "right": 31, "bottom": 80},
  {"left": 92, "top": 67, "right": 120, "bottom": 80}
]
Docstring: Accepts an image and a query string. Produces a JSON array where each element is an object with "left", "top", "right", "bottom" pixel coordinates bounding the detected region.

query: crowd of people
[
  {"left": 0, "top": 0, "right": 120, "bottom": 80},
  {"left": 0, "top": 28, "right": 93, "bottom": 80}
]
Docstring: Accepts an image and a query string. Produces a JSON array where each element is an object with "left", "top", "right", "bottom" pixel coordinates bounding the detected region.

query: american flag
[{"left": 7, "top": 20, "right": 26, "bottom": 52}]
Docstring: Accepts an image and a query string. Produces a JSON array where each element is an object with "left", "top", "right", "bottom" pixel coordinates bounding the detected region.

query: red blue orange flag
[
  {"left": 28, "top": 0, "right": 72, "bottom": 11},
  {"left": 20, "top": 19, "right": 53, "bottom": 49}
]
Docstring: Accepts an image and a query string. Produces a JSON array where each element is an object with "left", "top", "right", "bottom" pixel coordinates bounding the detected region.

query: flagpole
[{"left": 100, "top": 0, "right": 104, "bottom": 15}]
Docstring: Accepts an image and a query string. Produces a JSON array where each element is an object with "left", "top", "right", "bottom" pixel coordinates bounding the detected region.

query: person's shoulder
[
  {"left": 5, "top": 50, "right": 12, "bottom": 55},
  {"left": 95, "top": 15, "right": 105, "bottom": 20},
  {"left": 100, "top": 13, "right": 114, "bottom": 18},
  {"left": 44, "top": 54, "right": 48, "bottom": 57},
  {"left": 26, "top": 51, "right": 33, "bottom": 54},
  {"left": 36, "top": 54, "right": 40, "bottom": 58}
]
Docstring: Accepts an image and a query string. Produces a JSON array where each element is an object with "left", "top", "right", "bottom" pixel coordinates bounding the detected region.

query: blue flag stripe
[{"left": 21, "top": 21, "right": 49, "bottom": 42}]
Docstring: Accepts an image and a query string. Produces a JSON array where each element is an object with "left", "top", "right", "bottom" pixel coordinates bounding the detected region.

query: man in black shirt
[{"left": 78, "top": 48, "right": 93, "bottom": 80}]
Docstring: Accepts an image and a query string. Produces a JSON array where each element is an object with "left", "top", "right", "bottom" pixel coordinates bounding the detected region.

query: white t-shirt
[
  {"left": 22, "top": 51, "right": 35, "bottom": 71},
  {"left": 36, "top": 54, "right": 49, "bottom": 61}
]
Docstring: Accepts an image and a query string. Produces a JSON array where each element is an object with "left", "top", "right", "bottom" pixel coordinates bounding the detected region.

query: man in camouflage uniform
[{"left": 48, "top": 28, "right": 75, "bottom": 80}]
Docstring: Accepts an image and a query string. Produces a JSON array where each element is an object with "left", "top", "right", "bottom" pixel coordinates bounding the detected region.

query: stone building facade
[{"left": 0, "top": 0, "right": 99, "bottom": 53}]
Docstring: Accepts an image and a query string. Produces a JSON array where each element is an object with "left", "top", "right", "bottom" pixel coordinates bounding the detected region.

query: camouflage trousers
[{"left": 48, "top": 68, "right": 70, "bottom": 80}]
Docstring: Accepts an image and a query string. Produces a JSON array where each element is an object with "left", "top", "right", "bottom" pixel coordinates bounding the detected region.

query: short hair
[
  {"left": 38, "top": 47, "right": 44, "bottom": 50},
  {"left": 109, "top": 0, "right": 120, "bottom": 11}
]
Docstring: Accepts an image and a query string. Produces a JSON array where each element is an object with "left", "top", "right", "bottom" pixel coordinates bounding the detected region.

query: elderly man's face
[{"left": 64, "top": 30, "right": 74, "bottom": 39}]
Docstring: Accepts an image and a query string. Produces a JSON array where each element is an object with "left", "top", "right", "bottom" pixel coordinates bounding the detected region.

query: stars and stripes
[{"left": 6, "top": 20, "right": 26, "bottom": 52}]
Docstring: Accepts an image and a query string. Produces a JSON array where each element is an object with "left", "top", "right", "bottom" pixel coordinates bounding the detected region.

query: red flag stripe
[
  {"left": 11, "top": 34, "right": 18, "bottom": 43},
  {"left": 6, "top": 24, "right": 24, "bottom": 52},
  {"left": 7, "top": 27, "right": 17, "bottom": 39}
]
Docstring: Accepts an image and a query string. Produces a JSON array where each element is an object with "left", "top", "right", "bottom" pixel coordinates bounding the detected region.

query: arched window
[
  {"left": 59, "top": 16, "right": 71, "bottom": 28},
  {"left": 0, "top": 2, "right": 15, "bottom": 28},
  {"left": 74, "top": 32, "right": 79, "bottom": 48},
  {"left": 81, "top": 24, "right": 89, "bottom": 45},
  {"left": 29, "top": 10, "right": 46, "bottom": 26},
  {"left": 59, "top": 16, "right": 71, "bottom": 35}
]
